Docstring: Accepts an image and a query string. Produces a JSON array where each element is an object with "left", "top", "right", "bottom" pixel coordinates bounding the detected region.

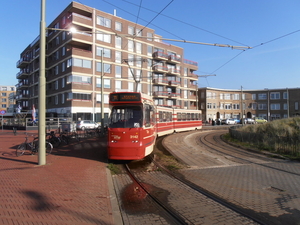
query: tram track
[
  {"left": 112, "top": 130, "right": 300, "bottom": 224},
  {"left": 198, "top": 130, "right": 300, "bottom": 177},
  {"left": 119, "top": 135, "right": 262, "bottom": 225}
]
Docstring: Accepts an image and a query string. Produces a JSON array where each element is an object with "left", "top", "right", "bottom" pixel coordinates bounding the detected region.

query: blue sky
[{"left": 1, "top": 0, "right": 300, "bottom": 90}]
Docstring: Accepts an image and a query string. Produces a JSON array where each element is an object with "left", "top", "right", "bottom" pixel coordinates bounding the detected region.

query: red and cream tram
[{"left": 107, "top": 92, "right": 202, "bottom": 160}]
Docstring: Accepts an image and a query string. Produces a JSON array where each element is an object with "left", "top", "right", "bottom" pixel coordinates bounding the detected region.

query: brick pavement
[{"left": 0, "top": 130, "right": 121, "bottom": 225}]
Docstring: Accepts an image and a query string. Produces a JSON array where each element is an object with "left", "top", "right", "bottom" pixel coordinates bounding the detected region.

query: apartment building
[
  {"left": 0, "top": 85, "right": 16, "bottom": 113},
  {"left": 199, "top": 87, "right": 300, "bottom": 122},
  {"left": 15, "top": 2, "right": 198, "bottom": 123}
]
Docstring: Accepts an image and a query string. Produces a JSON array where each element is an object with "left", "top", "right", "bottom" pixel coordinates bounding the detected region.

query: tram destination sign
[{"left": 110, "top": 93, "right": 141, "bottom": 102}]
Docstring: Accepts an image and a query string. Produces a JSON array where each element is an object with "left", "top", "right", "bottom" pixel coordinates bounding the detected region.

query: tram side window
[
  {"left": 182, "top": 113, "right": 186, "bottom": 121},
  {"left": 168, "top": 112, "right": 172, "bottom": 122},
  {"left": 159, "top": 111, "right": 163, "bottom": 122},
  {"left": 187, "top": 113, "right": 191, "bottom": 121},
  {"left": 177, "top": 113, "right": 181, "bottom": 121},
  {"left": 163, "top": 112, "right": 167, "bottom": 122},
  {"left": 144, "top": 104, "right": 155, "bottom": 127},
  {"left": 191, "top": 113, "right": 195, "bottom": 120}
]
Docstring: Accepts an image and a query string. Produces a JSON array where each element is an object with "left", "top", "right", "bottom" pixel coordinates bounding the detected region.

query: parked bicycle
[
  {"left": 16, "top": 134, "right": 53, "bottom": 156},
  {"left": 46, "top": 131, "right": 61, "bottom": 148}
]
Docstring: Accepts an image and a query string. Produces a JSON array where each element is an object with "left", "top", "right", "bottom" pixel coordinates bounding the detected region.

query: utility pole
[{"left": 241, "top": 86, "right": 243, "bottom": 126}]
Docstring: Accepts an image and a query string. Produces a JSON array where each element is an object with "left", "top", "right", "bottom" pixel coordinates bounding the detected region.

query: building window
[
  {"left": 252, "top": 94, "right": 256, "bottom": 100},
  {"left": 55, "top": 65, "right": 59, "bottom": 75},
  {"left": 220, "top": 93, "right": 223, "bottom": 100},
  {"left": 62, "top": 62, "right": 65, "bottom": 72},
  {"left": 136, "top": 28, "right": 142, "bottom": 36},
  {"left": 96, "top": 47, "right": 111, "bottom": 58},
  {"left": 55, "top": 80, "right": 58, "bottom": 90},
  {"left": 97, "top": 16, "right": 111, "bottom": 28},
  {"left": 67, "top": 75, "right": 91, "bottom": 84},
  {"left": 115, "top": 65, "right": 122, "bottom": 78},
  {"left": 224, "top": 94, "right": 231, "bottom": 100},
  {"left": 115, "top": 80, "right": 122, "bottom": 91},
  {"left": 270, "top": 103, "right": 280, "bottom": 110},
  {"left": 283, "top": 92, "right": 288, "bottom": 99},
  {"left": 55, "top": 36, "right": 59, "bottom": 45},
  {"left": 283, "top": 103, "right": 287, "bottom": 110},
  {"left": 55, "top": 95, "right": 58, "bottom": 105},
  {"left": 136, "top": 42, "right": 142, "bottom": 54},
  {"left": 147, "top": 45, "right": 152, "bottom": 56},
  {"left": 233, "top": 104, "right": 240, "bottom": 109},
  {"left": 258, "top": 103, "right": 267, "bottom": 110},
  {"left": 115, "top": 21, "right": 122, "bottom": 31},
  {"left": 115, "top": 36, "right": 122, "bottom": 49},
  {"left": 73, "top": 58, "right": 92, "bottom": 68},
  {"left": 147, "top": 32, "right": 153, "bottom": 41},
  {"left": 67, "top": 58, "right": 72, "bottom": 68},
  {"left": 207, "top": 103, "right": 212, "bottom": 109},
  {"left": 233, "top": 94, "right": 240, "bottom": 100},
  {"left": 2, "top": 104, "right": 6, "bottom": 108},
  {"left": 270, "top": 92, "right": 280, "bottom": 99},
  {"left": 96, "top": 78, "right": 111, "bottom": 88},
  {"left": 128, "top": 82, "right": 134, "bottom": 92},
  {"left": 62, "top": 46, "right": 66, "bottom": 56},
  {"left": 68, "top": 93, "right": 92, "bottom": 101},
  {"left": 96, "top": 62, "right": 111, "bottom": 73},
  {"left": 225, "top": 104, "right": 232, "bottom": 109},
  {"left": 61, "top": 93, "right": 65, "bottom": 104},
  {"left": 128, "top": 40, "right": 134, "bottom": 52},
  {"left": 96, "top": 32, "right": 111, "bottom": 43},
  {"left": 62, "top": 77, "right": 65, "bottom": 88},
  {"left": 62, "top": 31, "right": 66, "bottom": 40},
  {"left": 128, "top": 26, "right": 134, "bottom": 35},
  {"left": 252, "top": 103, "right": 257, "bottom": 110},
  {"left": 258, "top": 93, "right": 267, "bottom": 100},
  {"left": 295, "top": 102, "right": 299, "bottom": 110},
  {"left": 115, "top": 51, "right": 121, "bottom": 63}
]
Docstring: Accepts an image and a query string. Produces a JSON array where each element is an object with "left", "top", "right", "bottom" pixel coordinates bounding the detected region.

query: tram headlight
[
  {"left": 111, "top": 140, "right": 118, "bottom": 143},
  {"left": 132, "top": 140, "right": 139, "bottom": 143}
]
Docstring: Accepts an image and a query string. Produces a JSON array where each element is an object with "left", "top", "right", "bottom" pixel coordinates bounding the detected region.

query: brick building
[
  {"left": 15, "top": 1, "right": 199, "bottom": 123},
  {"left": 0, "top": 85, "right": 16, "bottom": 113},
  {"left": 199, "top": 87, "right": 300, "bottom": 122}
]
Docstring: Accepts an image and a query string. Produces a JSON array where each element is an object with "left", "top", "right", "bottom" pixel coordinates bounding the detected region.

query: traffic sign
[{"left": 0, "top": 110, "right": 6, "bottom": 115}]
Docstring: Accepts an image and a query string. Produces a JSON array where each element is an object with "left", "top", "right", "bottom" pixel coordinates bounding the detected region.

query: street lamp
[{"left": 38, "top": 0, "right": 46, "bottom": 165}]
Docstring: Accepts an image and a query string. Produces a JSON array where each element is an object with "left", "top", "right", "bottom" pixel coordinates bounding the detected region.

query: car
[
  {"left": 242, "top": 118, "right": 255, "bottom": 124},
  {"left": 221, "top": 118, "right": 236, "bottom": 125},
  {"left": 255, "top": 117, "right": 267, "bottom": 124},
  {"left": 76, "top": 120, "right": 99, "bottom": 130},
  {"left": 233, "top": 118, "right": 241, "bottom": 124}
]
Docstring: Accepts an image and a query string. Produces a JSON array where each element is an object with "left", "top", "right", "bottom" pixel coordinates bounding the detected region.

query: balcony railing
[
  {"left": 168, "top": 55, "right": 181, "bottom": 63},
  {"left": 167, "top": 80, "right": 180, "bottom": 86},
  {"left": 16, "top": 69, "right": 30, "bottom": 79},
  {"left": 152, "top": 65, "right": 168, "bottom": 72},
  {"left": 183, "top": 59, "right": 198, "bottom": 66},
  {"left": 153, "top": 51, "right": 169, "bottom": 60},
  {"left": 167, "top": 68, "right": 180, "bottom": 75},
  {"left": 16, "top": 57, "right": 31, "bottom": 68}
]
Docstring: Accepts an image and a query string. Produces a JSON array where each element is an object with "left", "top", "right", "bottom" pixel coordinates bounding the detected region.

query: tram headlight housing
[
  {"left": 111, "top": 140, "right": 118, "bottom": 143},
  {"left": 132, "top": 140, "right": 139, "bottom": 143}
]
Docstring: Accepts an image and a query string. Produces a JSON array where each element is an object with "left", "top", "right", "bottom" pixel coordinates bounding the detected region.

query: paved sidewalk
[{"left": 0, "top": 130, "right": 120, "bottom": 225}]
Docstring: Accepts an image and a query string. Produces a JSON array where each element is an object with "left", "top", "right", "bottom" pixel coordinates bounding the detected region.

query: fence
[
  {"left": 1, "top": 117, "right": 72, "bottom": 131},
  {"left": 229, "top": 126, "right": 300, "bottom": 157}
]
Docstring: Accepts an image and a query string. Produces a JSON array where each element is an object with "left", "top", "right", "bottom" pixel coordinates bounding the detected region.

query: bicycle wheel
[
  {"left": 61, "top": 135, "right": 69, "bottom": 145},
  {"left": 16, "top": 143, "right": 26, "bottom": 156},
  {"left": 46, "top": 142, "right": 53, "bottom": 155},
  {"left": 50, "top": 136, "right": 61, "bottom": 148}
]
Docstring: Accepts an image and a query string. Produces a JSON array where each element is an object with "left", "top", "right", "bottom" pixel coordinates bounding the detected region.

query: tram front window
[{"left": 109, "top": 106, "right": 142, "bottom": 128}]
